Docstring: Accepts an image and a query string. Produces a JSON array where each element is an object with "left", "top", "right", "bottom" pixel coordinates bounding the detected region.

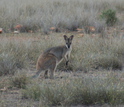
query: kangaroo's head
[{"left": 63, "top": 35, "right": 74, "bottom": 49}]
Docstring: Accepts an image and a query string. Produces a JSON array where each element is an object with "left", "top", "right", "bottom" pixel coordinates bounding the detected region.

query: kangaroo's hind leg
[
  {"left": 50, "top": 65, "right": 57, "bottom": 79},
  {"left": 43, "top": 53, "right": 57, "bottom": 79},
  {"left": 48, "top": 57, "right": 57, "bottom": 79},
  {"left": 44, "top": 70, "right": 49, "bottom": 79}
]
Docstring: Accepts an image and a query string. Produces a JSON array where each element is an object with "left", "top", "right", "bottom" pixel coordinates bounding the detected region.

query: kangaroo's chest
[{"left": 64, "top": 48, "right": 72, "bottom": 56}]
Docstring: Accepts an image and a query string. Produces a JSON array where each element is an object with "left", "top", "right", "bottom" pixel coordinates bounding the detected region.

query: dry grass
[
  {"left": 0, "top": 0, "right": 124, "bottom": 33},
  {"left": 22, "top": 72, "right": 124, "bottom": 106},
  {"left": 1, "top": 70, "right": 124, "bottom": 107},
  {"left": 0, "top": 33, "right": 124, "bottom": 75}
]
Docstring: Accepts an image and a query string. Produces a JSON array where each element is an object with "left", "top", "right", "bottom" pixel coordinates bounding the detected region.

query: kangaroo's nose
[
  {"left": 66, "top": 44, "right": 70, "bottom": 48},
  {"left": 68, "top": 45, "right": 70, "bottom": 48}
]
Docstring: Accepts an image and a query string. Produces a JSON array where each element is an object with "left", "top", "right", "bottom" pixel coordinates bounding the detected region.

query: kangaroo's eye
[{"left": 66, "top": 43, "right": 70, "bottom": 45}]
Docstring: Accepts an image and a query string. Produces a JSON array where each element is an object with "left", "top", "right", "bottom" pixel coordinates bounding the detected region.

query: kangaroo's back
[{"left": 43, "top": 45, "right": 68, "bottom": 61}]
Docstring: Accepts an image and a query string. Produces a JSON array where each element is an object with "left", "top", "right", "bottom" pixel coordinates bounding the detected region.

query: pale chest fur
[
  {"left": 56, "top": 46, "right": 72, "bottom": 65},
  {"left": 64, "top": 46, "right": 72, "bottom": 58}
]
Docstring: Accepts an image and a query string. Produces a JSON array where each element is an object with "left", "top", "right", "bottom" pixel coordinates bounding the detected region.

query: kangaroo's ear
[
  {"left": 63, "top": 35, "right": 67, "bottom": 40},
  {"left": 70, "top": 35, "right": 74, "bottom": 40}
]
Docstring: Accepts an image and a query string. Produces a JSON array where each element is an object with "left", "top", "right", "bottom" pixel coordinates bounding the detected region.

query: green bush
[{"left": 100, "top": 9, "right": 117, "bottom": 26}]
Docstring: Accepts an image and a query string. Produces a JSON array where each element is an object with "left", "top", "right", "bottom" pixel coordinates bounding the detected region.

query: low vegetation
[
  {"left": 10, "top": 73, "right": 29, "bottom": 89},
  {"left": 22, "top": 73, "right": 124, "bottom": 106},
  {"left": 72, "top": 35, "right": 124, "bottom": 71},
  {"left": 0, "top": 33, "right": 124, "bottom": 75}
]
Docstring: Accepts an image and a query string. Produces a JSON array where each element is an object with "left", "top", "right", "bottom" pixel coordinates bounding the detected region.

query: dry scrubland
[
  {"left": 0, "top": 0, "right": 124, "bottom": 33},
  {"left": 0, "top": 33, "right": 124, "bottom": 107},
  {"left": 0, "top": 0, "right": 124, "bottom": 107}
]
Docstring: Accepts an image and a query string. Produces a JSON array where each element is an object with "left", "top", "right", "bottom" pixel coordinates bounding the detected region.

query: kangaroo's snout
[{"left": 66, "top": 43, "right": 71, "bottom": 49}]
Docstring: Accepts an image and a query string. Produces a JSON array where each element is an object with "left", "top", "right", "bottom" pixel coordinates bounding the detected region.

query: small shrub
[
  {"left": 10, "top": 73, "right": 29, "bottom": 89},
  {"left": 22, "top": 84, "right": 41, "bottom": 100},
  {"left": 81, "top": 53, "right": 123, "bottom": 71},
  {"left": 100, "top": 9, "right": 117, "bottom": 26},
  {"left": 0, "top": 53, "right": 17, "bottom": 76},
  {"left": 95, "top": 55, "right": 122, "bottom": 70},
  {"left": 0, "top": 50, "right": 27, "bottom": 76}
]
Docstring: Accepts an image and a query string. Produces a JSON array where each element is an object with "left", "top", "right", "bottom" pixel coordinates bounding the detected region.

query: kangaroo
[{"left": 32, "top": 35, "right": 74, "bottom": 79}]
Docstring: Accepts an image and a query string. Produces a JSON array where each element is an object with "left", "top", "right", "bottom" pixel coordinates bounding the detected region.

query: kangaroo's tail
[{"left": 31, "top": 70, "right": 41, "bottom": 79}]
